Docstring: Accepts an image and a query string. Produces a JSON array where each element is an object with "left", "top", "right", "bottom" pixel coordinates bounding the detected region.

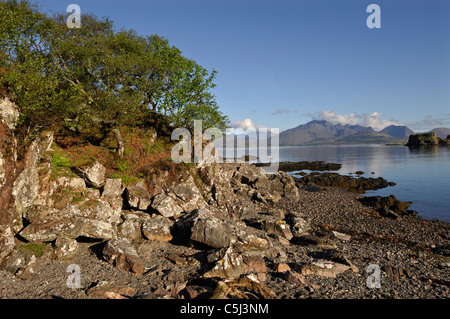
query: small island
[{"left": 406, "top": 132, "right": 450, "bottom": 147}]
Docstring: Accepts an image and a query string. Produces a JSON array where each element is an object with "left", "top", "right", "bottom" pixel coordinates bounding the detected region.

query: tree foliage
[{"left": 0, "top": 0, "right": 229, "bottom": 146}]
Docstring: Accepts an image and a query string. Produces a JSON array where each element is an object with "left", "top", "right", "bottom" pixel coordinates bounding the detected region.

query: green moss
[
  {"left": 108, "top": 173, "right": 140, "bottom": 186},
  {"left": 51, "top": 152, "right": 71, "bottom": 168},
  {"left": 18, "top": 243, "right": 47, "bottom": 258}
]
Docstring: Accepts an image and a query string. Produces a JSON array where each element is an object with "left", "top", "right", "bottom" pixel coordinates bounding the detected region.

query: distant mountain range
[
  {"left": 278, "top": 120, "right": 449, "bottom": 146},
  {"left": 220, "top": 120, "right": 449, "bottom": 147}
]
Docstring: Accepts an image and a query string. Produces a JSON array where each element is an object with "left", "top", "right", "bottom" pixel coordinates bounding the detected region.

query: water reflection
[{"left": 278, "top": 145, "right": 450, "bottom": 221}]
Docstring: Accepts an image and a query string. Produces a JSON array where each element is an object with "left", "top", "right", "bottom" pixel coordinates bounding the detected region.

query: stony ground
[{"left": 1, "top": 185, "right": 448, "bottom": 300}]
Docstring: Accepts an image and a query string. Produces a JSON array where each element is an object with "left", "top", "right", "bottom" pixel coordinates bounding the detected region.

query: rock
[
  {"left": 102, "top": 178, "right": 123, "bottom": 197},
  {"left": 358, "top": 195, "right": 412, "bottom": 215},
  {"left": 407, "top": 132, "right": 443, "bottom": 146},
  {"left": 150, "top": 192, "right": 184, "bottom": 218},
  {"left": 54, "top": 236, "right": 79, "bottom": 259},
  {"left": 142, "top": 215, "right": 173, "bottom": 242},
  {"left": 78, "top": 199, "right": 122, "bottom": 225},
  {"left": 184, "top": 285, "right": 214, "bottom": 299},
  {"left": 211, "top": 274, "right": 277, "bottom": 299},
  {"left": 12, "top": 139, "right": 41, "bottom": 220},
  {"left": 316, "top": 249, "right": 359, "bottom": 273},
  {"left": 299, "top": 259, "right": 351, "bottom": 278},
  {"left": 5, "top": 248, "right": 38, "bottom": 280},
  {"left": 166, "top": 252, "right": 198, "bottom": 266},
  {"left": 0, "top": 96, "right": 19, "bottom": 131},
  {"left": 118, "top": 217, "right": 144, "bottom": 244},
  {"left": 102, "top": 238, "right": 144, "bottom": 276},
  {"left": 173, "top": 208, "right": 269, "bottom": 250},
  {"left": 0, "top": 225, "right": 16, "bottom": 266},
  {"left": 124, "top": 181, "right": 152, "bottom": 211},
  {"left": 330, "top": 231, "right": 351, "bottom": 242},
  {"left": 190, "top": 211, "right": 238, "bottom": 248},
  {"left": 295, "top": 173, "right": 394, "bottom": 194},
  {"left": 283, "top": 270, "right": 308, "bottom": 286},
  {"left": 285, "top": 213, "right": 311, "bottom": 236},
  {"left": 79, "top": 218, "right": 117, "bottom": 240},
  {"left": 19, "top": 206, "right": 117, "bottom": 242},
  {"left": 162, "top": 269, "right": 187, "bottom": 294},
  {"left": 73, "top": 161, "right": 106, "bottom": 188},
  {"left": 256, "top": 161, "right": 342, "bottom": 172},
  {"left": 261, "top": 220, "right": 293, "bottom": 241},
  {"left": 242, "top": 254, "right": 267, "bottom": 281},
  {"left": 86, "top": 281, "right": 136, "bottom": 299},
  {"left": 274, "top": 263, "right": 291, "bottom": 273},
  {"left": 169, "top": 175, "right": 206, "bottom": 213},
  {"left": 291, "top": 234, "right": 336, "bottom": 248}
]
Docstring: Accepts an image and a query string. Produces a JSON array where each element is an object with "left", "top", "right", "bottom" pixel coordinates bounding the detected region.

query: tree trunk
[{"left": 113, "top": 128, "right": 124, "bottom": 158}]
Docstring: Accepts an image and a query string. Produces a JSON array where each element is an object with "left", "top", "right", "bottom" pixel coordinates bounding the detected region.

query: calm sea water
[
  {"left": 278, "top": 145, "right": 450, "bottom": 222},
  {"left": 219, "top": 144, "right": 450, "bottom": 221}
]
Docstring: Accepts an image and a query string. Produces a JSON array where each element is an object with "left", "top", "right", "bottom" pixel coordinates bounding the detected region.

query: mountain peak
[{"left": 380, "top": 125, "right": 414, "bottom": 138}]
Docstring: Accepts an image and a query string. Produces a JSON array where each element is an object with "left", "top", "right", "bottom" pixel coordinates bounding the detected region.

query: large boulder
[
  {"left": 150, "top": 192, "right": 184, "bottom": 219},
  {"left": 124, "top": 181, "right": 152, "bottom": 211},
  {"left": 12, "top": 139, "right": 41, "bottom": 221},
  {"left": 73, "top": 161, "right": 106, "bottom": 188},
  {"left": 141, "top": 215, "right": 173, "bottom": 242},
  {"left": 19, "top": 205, "right": 117, "bottom": 242},
  {"left": 102, "top": 238, "right": 144, "bottom": 276},
  {"left": 172, "top": 208, "right": 269, "bottom": 250},
  {"left": 202, "top": 245, "right": 245, "bottom": 278}
]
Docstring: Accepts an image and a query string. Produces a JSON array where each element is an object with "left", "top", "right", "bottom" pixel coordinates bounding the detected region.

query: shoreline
[{"left": 0, "top": 160, "right": 448, "bottom": 299}]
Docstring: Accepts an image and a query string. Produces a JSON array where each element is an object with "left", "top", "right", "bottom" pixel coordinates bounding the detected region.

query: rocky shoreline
[{"left": 0, "top": 129, "right": 449, "bottom": 300}]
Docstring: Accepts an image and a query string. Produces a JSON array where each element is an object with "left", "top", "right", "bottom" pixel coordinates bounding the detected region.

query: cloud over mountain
[{"left": 313, "top": 110, "right": 398, "bottom": 131}]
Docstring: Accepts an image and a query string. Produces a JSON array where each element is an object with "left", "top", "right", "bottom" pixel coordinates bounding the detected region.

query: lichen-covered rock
[
  {"left": 0, "top": 225, "right": 16, "bottom": 266},
  {"left": 299, "top": 259, "right": 351, "bottom": 278},
  {"left": 0, "top": 97, "right": 19, "bottom": 131},
  {"left": 150, "top": 192, "right": 184, "bottom": 219},
  {"left": 102, "top": 178, "right": 123, "bottom": 197},
  {"left": 261, "top": 220, "right": 293, "bottom": 241},
  {"left": 102, "top": 238, "right": 144, "bottom": 276},
  {"left": 203, "top": 245, "right": 245, "bottom": 279},
  {"left": 73, "top": 161, "right": 106, "bottom": 188},
  {"left": 124, "top": 181, "right": 152, "bottom": 211},
  {"left": 19, "top": 206, "right": 117, "bottom": 242},
  {"left": 12, "top": 139, "right": 41, "bottom": 220},
  {"left": 54, "top": 236, "right": 79, "bottom": 259},
  {"left": 141, "top": 215, "right": 173, "bottom": 242},
  {"left": 169, "top": 175, "right": 206, "bottom": 213},
  {"left": 173, "top": 208, "right": 269, "bottom": 250}
]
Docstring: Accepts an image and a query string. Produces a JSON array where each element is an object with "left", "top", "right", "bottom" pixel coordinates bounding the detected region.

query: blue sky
[{"left": 35, "top": 0, "right": 450, "bottom": 132}]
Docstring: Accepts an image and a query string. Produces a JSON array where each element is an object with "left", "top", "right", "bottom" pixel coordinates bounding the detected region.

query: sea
[{"left": 219, "top": 144, "right": 450, "bottom": 222}]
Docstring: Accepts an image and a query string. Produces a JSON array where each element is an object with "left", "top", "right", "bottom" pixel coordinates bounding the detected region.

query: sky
[{"left": 34, "top": 0, "right": 450, "bottom": 133}]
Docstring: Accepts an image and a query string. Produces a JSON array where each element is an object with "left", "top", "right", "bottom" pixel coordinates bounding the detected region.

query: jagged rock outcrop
[
  {"left": 406, "top": 132, "right": 449, "bottom": 146},
  {"left": 294, "top": 172, "right": 396, "bottom": 193}
]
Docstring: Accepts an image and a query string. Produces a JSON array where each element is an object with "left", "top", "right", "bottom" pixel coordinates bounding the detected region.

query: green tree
[
  {"left": 1, "top": 0, "right": 229, "bottom": 155},
  {"left": 0, "top": 0, "right": 77, "bottom": 141}
]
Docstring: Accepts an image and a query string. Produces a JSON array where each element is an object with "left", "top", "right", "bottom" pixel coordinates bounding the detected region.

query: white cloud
[
  {"left": 315, "top": 110, "right": 360, "bottom": 126},
  {"left": 362, "top": 112, "right": 397, "bottom": 131},
  {"left": 229, "top": 118, "right": 266, "bottom": 134},
  {"left": 313, "top": 110, "right": 398, "bottom": 131}
]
